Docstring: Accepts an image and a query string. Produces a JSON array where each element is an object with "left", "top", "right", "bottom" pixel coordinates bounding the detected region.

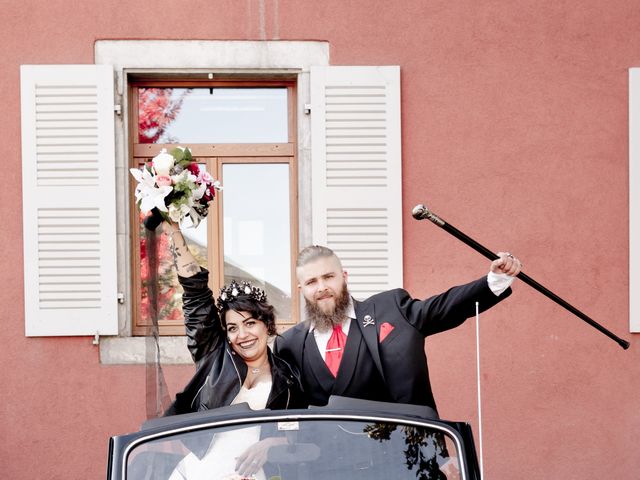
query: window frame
[
  {"left": 91, "top": 39, "right": 326, "bottom": 364},
  {"left": 629, "top": 68, "right": 640, "bottom": 333},
  {"left": 128, "top": 79, "right": 299, "bottom": 336}
]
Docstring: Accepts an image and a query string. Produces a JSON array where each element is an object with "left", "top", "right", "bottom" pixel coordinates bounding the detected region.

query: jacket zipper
[
  {"left": 191, "top": 349, "right": 242, "bottom": 410},
  {"left": 190, "top": 375, "right": 210, "bottom": 409},
  {"left": 226, "top": 348, "right": 243, "bottom": 386}
]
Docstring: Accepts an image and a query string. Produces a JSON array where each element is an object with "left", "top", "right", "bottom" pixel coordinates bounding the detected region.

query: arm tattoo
[
  {"left": 169, "top": 242, "right": 180, "bottom": 267},
  {"left": 169, "top": 232, "right": 187, "bottom": 266},
  {"left": 168, "top": 231, "right": 201, "bottom": 275},
  {"left": 184, "top": 262, "right": 201, "bottom": 275},
  {"left": 174, "top": 234, "right": 187, "bottom": 249}
]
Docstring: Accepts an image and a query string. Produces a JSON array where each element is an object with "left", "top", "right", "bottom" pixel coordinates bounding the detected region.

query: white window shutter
[
  {"left": 310, "top": 66, "right": 403, "bottom": 299},
  {"left": 20, "top": 65, "right": 118, "bottom": 336}
]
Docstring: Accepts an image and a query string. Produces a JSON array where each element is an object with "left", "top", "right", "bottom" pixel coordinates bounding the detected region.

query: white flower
[
  {"left": 129, "top": 167, "right": 172, "bottom": 213},
  {"left": 193, "top": 181, "right": 207, "bottom": 201},
  {"left": 168, "top": 203, "right": 191, "bottom": 223},
  {"left": 153, "top": 148, "right": 175, "bottom": 176},
  {"left": 171, "top": 169, "right": 197, "bottom": 187}
]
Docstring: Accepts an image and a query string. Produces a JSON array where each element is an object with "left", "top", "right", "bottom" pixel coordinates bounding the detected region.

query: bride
[{"left": 162, "top": 221, "right": 306, "bottom": 479}]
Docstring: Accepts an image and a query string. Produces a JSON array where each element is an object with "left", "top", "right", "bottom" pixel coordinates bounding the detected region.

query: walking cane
[{"left": 412, "top": 204, "right": 630, "bottom": 350}]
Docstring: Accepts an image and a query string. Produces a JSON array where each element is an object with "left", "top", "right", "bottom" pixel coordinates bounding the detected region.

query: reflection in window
[
  {"left": 222, "top": 163, "right": 292, "bottom": 320},
  {"left": 138, "top": 88, "right": 288, "bottom": 144},
  {"left": 139, "top": 213, "right": 208, "bottom": 325}
]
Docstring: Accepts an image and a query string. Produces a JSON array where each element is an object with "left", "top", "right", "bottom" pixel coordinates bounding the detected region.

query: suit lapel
[
  {"left": 303, "top": 328, "right": 335, "bottom": 394},
  {"left": 291, "top": 323, "right": 309, "bottom": 368},
  {"left": 354, "top": 300, "right": 386, "bottom": 383},
  {"left": 332, "top": 318, "right": 362, "bottom": 394}
]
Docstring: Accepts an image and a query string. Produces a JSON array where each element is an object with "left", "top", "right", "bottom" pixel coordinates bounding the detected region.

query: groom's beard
[{"left": 305, "top": 282, "right": 351, "bottom": 333}]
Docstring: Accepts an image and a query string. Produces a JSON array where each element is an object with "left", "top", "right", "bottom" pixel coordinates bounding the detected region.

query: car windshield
[{"left": 125, "top": 417, "right": 464, "bottom": 479}]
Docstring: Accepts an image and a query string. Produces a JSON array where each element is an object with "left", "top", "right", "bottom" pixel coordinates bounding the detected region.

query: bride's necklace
[{"left": 249, "top": 359, "right": 269, "bottom": 375}]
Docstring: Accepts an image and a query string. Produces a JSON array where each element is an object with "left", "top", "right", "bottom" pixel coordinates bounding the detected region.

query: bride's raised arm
[
  {"left": 163, "top": 221, "right": 202, "bottom": 278},
  {"left": 161, "top": 220, "right": 220, "bottom": 364}
]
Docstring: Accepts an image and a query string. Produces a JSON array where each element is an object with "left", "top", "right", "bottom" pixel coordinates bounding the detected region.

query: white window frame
[
  {"left": 629, "top": 68, "right": 640, "bottom": 332},
  {"left": 96, "top": 40, "right": 329, "bottom": 362}
]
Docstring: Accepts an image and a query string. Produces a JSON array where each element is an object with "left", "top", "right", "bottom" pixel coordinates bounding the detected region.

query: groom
[{"left": 275, "top": 245, "right": 521, "bottom": 412}]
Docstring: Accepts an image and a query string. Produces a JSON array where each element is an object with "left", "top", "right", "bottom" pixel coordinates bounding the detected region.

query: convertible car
[{"left": 107, "top": 396, "right": 480, "bottom": 479}]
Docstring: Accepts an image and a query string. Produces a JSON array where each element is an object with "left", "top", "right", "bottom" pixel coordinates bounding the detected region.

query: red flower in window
[{"left": 138, "top": 88, "right": 191, "bottom": 143}]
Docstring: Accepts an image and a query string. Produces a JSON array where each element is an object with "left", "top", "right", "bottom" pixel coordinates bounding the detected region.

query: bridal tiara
[{"left": 216, "top": 280, "right": 267, "bottom": 313}]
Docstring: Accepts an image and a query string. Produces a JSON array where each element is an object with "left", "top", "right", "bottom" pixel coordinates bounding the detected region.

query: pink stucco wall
[{"left": 1, "top": 1, "right": 638, "bottom": 478}]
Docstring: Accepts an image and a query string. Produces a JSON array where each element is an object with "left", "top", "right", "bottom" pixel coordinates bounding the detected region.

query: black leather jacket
[{"left": 165, "top": 269, "right": 306, "bottom": 416}]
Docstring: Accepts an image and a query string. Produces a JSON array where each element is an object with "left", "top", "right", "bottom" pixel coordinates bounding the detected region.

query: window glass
[
  {"left": 139, "top": 213, "right": 208, "bottom": 325},
  {"left": 138, "top": 88, "right": 288, "bottom": 144},
  {"left": 126, "top": 418, "right": 463, "bottom": 479},
  {"left": 222, "top": 163, "right": 292, "bottom": 320},
  {"left": 131, "top": 81, "right": 297, "bottom": 335}
]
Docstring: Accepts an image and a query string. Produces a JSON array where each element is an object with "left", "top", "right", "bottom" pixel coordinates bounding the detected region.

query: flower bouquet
[{"left": 130, "top": 147, "right": 222, "bottom": 230}]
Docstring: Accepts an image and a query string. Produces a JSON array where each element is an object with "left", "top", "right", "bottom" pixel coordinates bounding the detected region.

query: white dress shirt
[{"left": 487, "top": 271, "right": 514, "bottom": 296}]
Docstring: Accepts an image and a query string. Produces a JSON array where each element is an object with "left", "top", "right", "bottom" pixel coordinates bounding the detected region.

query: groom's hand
[{"left": 490, "top": 251, "right": 522, "bottom": 277}]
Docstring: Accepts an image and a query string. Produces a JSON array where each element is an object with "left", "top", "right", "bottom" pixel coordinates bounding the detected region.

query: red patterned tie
[{"left": 325, "top": 325, "right": 347, "bottom": 377}]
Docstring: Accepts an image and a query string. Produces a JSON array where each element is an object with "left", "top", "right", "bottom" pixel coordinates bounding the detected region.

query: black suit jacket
[{"left": 275, "top": 276, "right": 511, "bottom": 412}]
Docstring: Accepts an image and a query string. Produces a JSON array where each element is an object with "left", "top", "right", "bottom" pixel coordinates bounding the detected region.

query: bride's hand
[{"left": 235, "top": 437, "right": 287, "bottom": 476}]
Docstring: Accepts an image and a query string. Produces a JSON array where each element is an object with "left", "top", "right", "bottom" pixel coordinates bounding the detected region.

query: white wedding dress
[{"left": 169, "top": 380, "right": 272, "bottom": 480}]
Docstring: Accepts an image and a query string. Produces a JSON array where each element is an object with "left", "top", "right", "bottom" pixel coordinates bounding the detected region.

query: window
[
  {"left": 129, "top": 80, "right": 298, "bottom": 335},
  {"left": 21, "top": 43, "right": 404, "bottom": 364}
]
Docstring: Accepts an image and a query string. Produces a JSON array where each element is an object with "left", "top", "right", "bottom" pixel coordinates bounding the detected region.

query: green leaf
[
  {"left": 158, "top": 210, "right": 171, "bottom": 222},
  {"left": 169, "top": 147, "right": 185, "bottom": 162},
  {"left": 177, "top": 159, "right": 191, "bottom": 169}
]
